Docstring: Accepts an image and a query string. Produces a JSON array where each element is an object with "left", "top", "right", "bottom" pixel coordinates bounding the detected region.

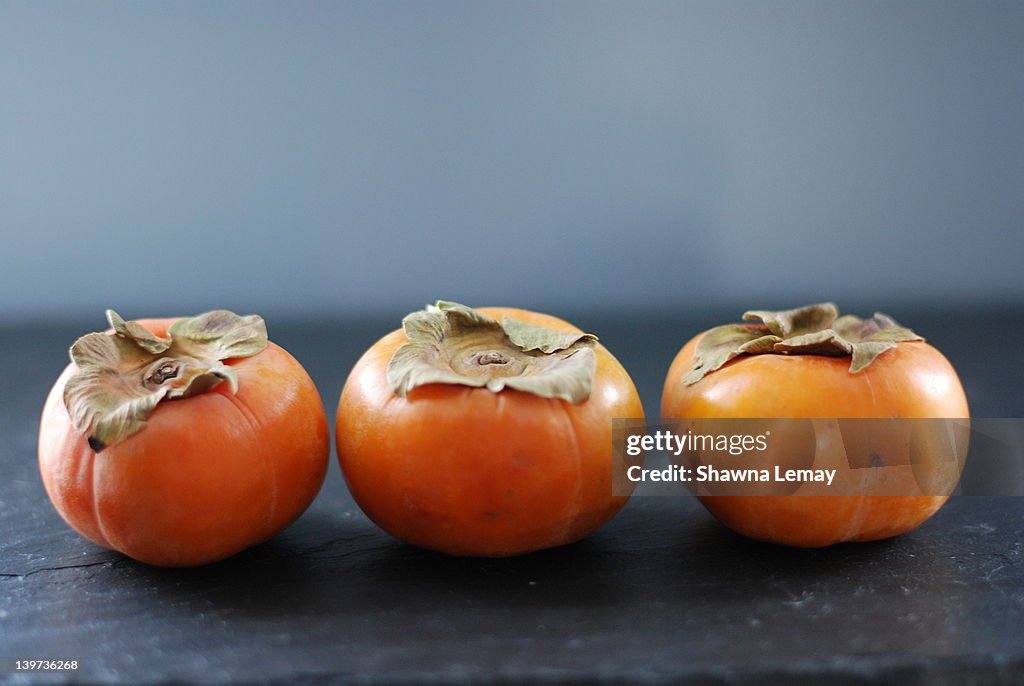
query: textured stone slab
[{"left": 2, "top": 310, "right": 1022, "bottom": 685}]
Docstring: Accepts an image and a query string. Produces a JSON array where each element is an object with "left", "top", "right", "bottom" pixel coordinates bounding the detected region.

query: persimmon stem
[
  {"left": 685, "top": 303, "right": 923, "bottom": 385},
  {"left": 387, "top": 301, "right": 598, "bottom": 403},
  {"left": 64, "top": 309, "right": 268, "bottom": 451},
  {"left": 470, "top": 351, "right": 512, "bottom": 366}
]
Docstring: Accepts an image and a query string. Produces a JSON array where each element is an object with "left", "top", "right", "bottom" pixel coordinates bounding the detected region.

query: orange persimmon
[
  {"left": 38, "top": 310, "right": 329, "bottom": 567},
  {"left": 661, "top": 303, "right": 969, "bottom": 547},
  {"left": 335, "top": 301, "right": 643, "bottom": 556}
]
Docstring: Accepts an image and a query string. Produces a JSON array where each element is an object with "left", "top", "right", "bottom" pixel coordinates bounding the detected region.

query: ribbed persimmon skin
[
  {"left": 38, "top": 319, "right": 330, "bottom": 567},
  {"left": 336, "top": 307, "right": 644, "bottom": 557},
  {"left": 662, "top": 333, "right": 969, "bottom": 547}
]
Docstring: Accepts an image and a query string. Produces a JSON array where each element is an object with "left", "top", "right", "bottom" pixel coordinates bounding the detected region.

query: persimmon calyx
[
  {"left": 684, "top": 302, "right": 923, "bottom": 385},
  {"left": 387, "top": 300, "right": 598, "bottom": 403},
  {"left": 63, "top": 309, "right": 268, "bottom": 451}
]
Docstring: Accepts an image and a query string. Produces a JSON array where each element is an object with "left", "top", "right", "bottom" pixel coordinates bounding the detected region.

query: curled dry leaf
[
  {"left": 63, "top": 310, "right": 268, "bottom": 450},
  {"left": 684, "top": 303, "right": 923, "bottom": 385},
  {"left": 386, "top": 300, "right": 598, "bottom": 403}
]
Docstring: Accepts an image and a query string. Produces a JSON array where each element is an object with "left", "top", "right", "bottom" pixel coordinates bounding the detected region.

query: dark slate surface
[{"left": 2, "top": 308, "right": 1024, "bottom": 685}]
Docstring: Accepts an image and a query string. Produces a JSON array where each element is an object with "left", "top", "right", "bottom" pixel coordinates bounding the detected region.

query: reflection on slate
[{"left": 1, "top": 309, "right": 1023, "bottom": 684}]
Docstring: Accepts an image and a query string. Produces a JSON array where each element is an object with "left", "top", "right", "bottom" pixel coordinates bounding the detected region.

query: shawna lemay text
[{"left": 626, "top": 464, "right": 837, "bottom": 486}]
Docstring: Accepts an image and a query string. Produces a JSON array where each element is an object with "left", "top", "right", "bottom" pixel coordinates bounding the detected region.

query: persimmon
[
  {"left": 38, "top": 310, "right": 329, "bottom": 567},
  {"left": 335, "top": 301, "right": 644, "bottom": 557},
  {"left": 661, "top": 303, "right": 969, "bottom": 547}
]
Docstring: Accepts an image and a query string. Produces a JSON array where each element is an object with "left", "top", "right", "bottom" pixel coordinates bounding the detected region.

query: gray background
[{"left": 1, "top": 1, "right": 1022, "bottom": 322}]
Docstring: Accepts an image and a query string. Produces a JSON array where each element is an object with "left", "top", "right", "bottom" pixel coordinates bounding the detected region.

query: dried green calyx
[
  {"left": 684, "top": 302, "right": 923, "bottom": 385},
  {"left": 64, "top": 309, "right": 268, "bottom": 451},
  {"left": 387, "top": 301, "right": 598, "bottom": 403}
]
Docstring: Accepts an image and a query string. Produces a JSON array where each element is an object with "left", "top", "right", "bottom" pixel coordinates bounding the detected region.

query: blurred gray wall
[{"left": 1, "top": 1, "right": 1022, "bottom": 321}]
